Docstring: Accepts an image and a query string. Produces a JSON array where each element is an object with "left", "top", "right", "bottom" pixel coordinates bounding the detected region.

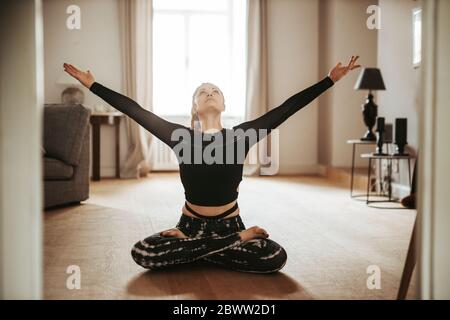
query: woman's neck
[{"left": 198, "top": 115, "right": 223, "bottom": 133}]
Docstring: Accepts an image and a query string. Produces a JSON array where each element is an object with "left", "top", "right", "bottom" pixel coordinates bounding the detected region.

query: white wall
[
  {"left": 267, "top": 0, "right": 320, "bottom": 174},
  {"left": 317, "top": 0, "right": 420, "bottom": 193},
  {"left": 377, "top": 0, "right": 420, "bottom": 189},
  {"left": 43, "top": 0, "right": 126, "bottom": 177},
  {"left": 41, "top": 0, "right": 324, "bottom": 177},
  {"left": 43, "top": 0, "right": 419, "bottom": 181},
  {"left": 378, "top": 0, "right": 420, "bottom": 150},
  {"left": 318, "top": 0, "right": 379, "bottom": 168},
  {"left": 0, "top": 0, "right": 44, "bottom": 299}
]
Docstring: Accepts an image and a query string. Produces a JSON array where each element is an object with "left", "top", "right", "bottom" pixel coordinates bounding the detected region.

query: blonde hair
[{"left": 190, "top": 83, "right": 225, "bottom": 130}]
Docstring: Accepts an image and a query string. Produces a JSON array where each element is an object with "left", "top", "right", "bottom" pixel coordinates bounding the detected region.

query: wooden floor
[{"left": 44, "top": 172, "right": 417, "bottom": 299}]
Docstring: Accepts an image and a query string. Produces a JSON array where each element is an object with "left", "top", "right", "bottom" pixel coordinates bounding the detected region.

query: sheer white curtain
[
  {"left": 117, "top": 0, "right": 267, "bottom": 178},
  {"left": 243, "top": 0, "right": 270, "bottom": 176},
  {"left": 118, "top": 0, "right": 154, "bottom": 178}
]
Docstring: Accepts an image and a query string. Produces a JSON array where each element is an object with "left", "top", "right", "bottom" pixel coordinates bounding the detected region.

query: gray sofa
[{"left": 43, "top": 104, "right": 91, "bottom": 209}]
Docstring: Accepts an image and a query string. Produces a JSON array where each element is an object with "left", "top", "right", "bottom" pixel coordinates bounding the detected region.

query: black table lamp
[{"left": 354, "top": 68, "right": 386, "bottom": 141}]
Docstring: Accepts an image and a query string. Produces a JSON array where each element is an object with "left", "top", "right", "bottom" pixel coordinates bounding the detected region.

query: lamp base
[
  {"left": 361, "top": 130, "right": 376, "bottom": 141},
  {"left": 360, "top": 93, "right": 378, "bottom": 142}
]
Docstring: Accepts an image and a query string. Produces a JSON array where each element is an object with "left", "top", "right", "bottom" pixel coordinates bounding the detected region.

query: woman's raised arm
[
  {"left": 232, "top": 56, "right": 361, "bottom": 148},
  {"left": 63, "top": 63, "right": 188, "bottom": 149}
]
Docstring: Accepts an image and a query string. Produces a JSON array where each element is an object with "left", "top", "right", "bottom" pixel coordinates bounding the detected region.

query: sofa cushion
[
  {"left": 43, "top": 104, "right": 91, "bottom": 166},
  {"left": 44, "top": 157, "right": 74, "bottom": 180}
]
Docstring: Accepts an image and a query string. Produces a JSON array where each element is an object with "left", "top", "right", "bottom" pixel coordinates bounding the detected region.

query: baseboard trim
[
  {"left": 317, "top": 164, "right": 328, "bottom": 176},
  {"left": 277, "top": 164, "right": 326, "bottom": 175}
]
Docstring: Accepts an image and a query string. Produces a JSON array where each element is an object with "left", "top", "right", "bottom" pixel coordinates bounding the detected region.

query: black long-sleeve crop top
[{"left": 89, "top": 76, "right": 334, "bottom": 206}]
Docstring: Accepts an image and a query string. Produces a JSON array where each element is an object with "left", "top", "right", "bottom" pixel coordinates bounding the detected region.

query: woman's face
[{"left": 193, "top": 83, "right": 225, "bottom": 115}]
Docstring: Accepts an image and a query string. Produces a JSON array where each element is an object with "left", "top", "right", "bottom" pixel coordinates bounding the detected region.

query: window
[
  {"left": 152, "top": 0, "right": 247, "bottom": 118},
  {"left": 412, "top": 7, "right": 421, "bottom": 68}
]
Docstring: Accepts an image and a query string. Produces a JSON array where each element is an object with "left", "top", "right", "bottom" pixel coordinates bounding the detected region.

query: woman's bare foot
[
  {"left": 160, "top": 228, "right": 189, "bottom": 238},
  {"left": 239, "top": 226, "right": 269, "bottom": 242}
]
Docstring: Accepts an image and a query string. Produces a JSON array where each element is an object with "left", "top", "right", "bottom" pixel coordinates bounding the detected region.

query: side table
[
  {"left": 346, "top": 139, "right": 376, "bottom": 198},
  {"left": 90, "top": 112, "right": 125, "bottom": 181},
  {"left": 360, "top": 153, "right": 414, "bottom": 205}
]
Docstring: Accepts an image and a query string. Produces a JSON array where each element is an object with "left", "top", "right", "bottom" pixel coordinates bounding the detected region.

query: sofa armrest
[
  {"left": 71, "top": 122, "right": 91, "bottom": 197},
  {"left": 43, "top": 104, "right": 91, "bottom": 166}
]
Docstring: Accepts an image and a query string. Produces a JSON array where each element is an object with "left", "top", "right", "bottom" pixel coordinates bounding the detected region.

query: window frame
[{"left": 152, "top": 0, "right": 246, "bottom": 120}]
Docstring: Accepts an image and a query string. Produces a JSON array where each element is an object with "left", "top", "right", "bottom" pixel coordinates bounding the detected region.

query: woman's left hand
[
  {"left": 160, "top": 228, "right": 188, "bottom": 239},
  {"left": 328, "top": 55, "right": 361, "bottom": 83}
]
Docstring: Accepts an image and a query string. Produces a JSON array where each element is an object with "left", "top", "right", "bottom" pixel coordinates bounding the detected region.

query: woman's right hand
[
  {"left": 239, "top": 226, "right": 269, "bottom": 242},
  {"left": 63, "top": 63, "right": 95, "bottom": 89}
]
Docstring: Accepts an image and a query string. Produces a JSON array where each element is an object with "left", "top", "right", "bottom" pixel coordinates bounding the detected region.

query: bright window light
[{"left": 152, "top": 0, "right": 247, "bottom": 118}]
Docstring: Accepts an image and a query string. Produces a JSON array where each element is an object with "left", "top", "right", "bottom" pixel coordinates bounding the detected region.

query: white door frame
[
  {"left": 418, "top": 0, "right": 450, "bottom": 299},
  {"left": 0, "top": 0, "right": 44, "bottom": 299}
]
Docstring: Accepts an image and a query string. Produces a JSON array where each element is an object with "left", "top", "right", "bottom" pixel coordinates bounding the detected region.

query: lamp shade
[{"left": 354, "top": 68, "right": 386, "bottom": 90}]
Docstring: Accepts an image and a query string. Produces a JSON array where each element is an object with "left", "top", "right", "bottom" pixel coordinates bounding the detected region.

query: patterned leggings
[{"left": 131, "top": 213, "right": 287, "bottom": 273}]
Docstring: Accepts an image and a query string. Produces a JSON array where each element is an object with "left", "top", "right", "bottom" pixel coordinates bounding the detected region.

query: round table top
[
  {"left": 360, "top": 153, "right": 415, "bottom": 159},
  {"left": 346, "top": 139, "right": 377, "bottom": 144}
]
